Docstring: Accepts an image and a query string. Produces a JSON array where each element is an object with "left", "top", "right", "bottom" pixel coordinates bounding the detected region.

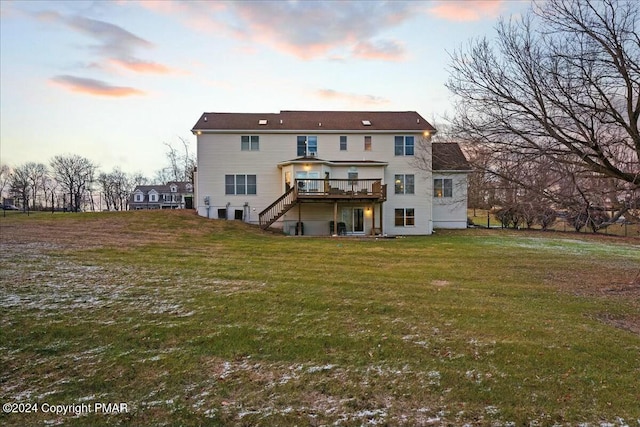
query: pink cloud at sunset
[
  {"left": 33, "top": 10, "right": 172, "bottom": 76},
  {"left": 137, "top": 0, "right": 415, "bottom": 61},
  {"left": 316, "top": 89, "right": 390, "bottom": 106},
  {"left": 352, "top": 39, "right": 406, "bottom": 61},
  {"left": 109, "top": 58, "right": 172, "bottom": 74},
  {"left": 428, "top": 0, "right": 505, "bottom": 22},
  {"left": 231, "top": 1, "right": 415, "bottom": 61},
  {"left": 50, "top": 75, "right": 145, "bottom": 97}
]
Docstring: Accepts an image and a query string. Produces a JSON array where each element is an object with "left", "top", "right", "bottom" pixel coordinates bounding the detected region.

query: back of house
[{"left": 192, "top": 110, "right": 470, "bottom": 235}]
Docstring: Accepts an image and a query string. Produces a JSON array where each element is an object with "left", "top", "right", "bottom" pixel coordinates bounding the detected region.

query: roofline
[
  {"left": 433, "top": 169, "right": 473, "bottom": 173},
  {"left": 192, "top": 129, "right": 437, "bottom": 135}
]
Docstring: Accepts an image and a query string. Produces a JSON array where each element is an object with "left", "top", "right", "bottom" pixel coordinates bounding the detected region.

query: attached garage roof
[{"left": 432, "top": 143, "right": 472, "bottom": 171}]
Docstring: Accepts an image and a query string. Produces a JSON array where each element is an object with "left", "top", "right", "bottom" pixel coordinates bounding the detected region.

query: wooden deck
[
  {"left": 259, "top": 179, "right": 386, "bottom": 230},
  {"left": 294, "top": 178, "right": 386, "bottom": 201}
]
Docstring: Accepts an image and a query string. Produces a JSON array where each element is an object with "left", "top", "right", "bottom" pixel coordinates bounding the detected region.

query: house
[
  {"left": 191, "top": 110, "right": 471, "bottom": 235},
  {"left": 129, "top": 181, "right": 194, "bottom": 210}
]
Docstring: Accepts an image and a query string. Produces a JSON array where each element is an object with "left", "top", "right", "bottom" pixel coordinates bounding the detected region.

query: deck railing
[
  {"left": 259, "top": 186, "right": 297, "bottom": 229},
  {"left": 294, "top": 178, "right": 386, "bottom": 200},
  {"left": 259, "top": 179, "right": 386, "bottom": 229}
]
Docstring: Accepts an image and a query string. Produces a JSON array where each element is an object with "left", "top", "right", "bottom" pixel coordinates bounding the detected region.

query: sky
[{"left": 0, "top": 0, "right": 530, "bottom": 179}]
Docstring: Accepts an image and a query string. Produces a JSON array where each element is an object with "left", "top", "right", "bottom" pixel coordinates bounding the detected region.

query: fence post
[{"left": 487, "top": 211, "right": 490, "bottom": 229}]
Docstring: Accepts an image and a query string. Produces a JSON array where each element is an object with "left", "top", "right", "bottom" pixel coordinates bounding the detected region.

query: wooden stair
[{"left": 259, "top": 187, "right": 297, "bottom": 229}]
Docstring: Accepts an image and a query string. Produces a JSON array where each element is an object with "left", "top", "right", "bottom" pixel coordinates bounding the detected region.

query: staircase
[{"left": 259, "top": 187, "right": 297, "bottom": 229}]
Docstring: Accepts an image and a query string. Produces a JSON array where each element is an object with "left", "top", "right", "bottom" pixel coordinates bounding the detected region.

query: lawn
[{"left": 1, "top": 210, "right": 639, "bottom": 426}]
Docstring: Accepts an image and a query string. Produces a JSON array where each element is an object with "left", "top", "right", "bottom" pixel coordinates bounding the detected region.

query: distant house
[
  {"left": 191, "top": 110, "right": 471, "bottom": 235},
  {"left": 129, "top": 181, "right": 194, "bottom": 210}
]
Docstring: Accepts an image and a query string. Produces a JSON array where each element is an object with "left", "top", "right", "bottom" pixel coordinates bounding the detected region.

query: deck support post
[
  {"left": 298, "top": 202, "right": 302, "bottom": 236},
  {"left": 333, "top": 201, "right": 338, "bottom": 236},
  {"left": 371, "top": 203, "right": 375, "bottom": 235}
]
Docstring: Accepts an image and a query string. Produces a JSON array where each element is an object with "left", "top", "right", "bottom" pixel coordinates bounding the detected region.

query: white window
[
  {"left": 434, "top": 179, "right": 453, "bottom": 198},
  {"left": 241, "top": 135, "right": 259, "bottom": 151},
  {"left": 364, "top": 136, "right": 372, "bottom": 151},
  {"left": 340, "top": 136, "right": 347, "bottom": 151},
  {"left": 394, "top": 174, "right": 415, "bottom": 194},
  {"left": 297, "top": 136, "right": 317, "bottom": 156},
  {"left": 394, "top": 136, "right": 415, "bottom": 156},
  {"left": 150, "top": 194, "right": 158, "bottom": 202},
  {"left": 225, "top": 174, "right": 257, "bottom": 195},
  {"left": 135, "top": 193, "right": 143, "bottom": 202},
  {"left": 395, "top": 208, "right": 415, "bottom": 227}
]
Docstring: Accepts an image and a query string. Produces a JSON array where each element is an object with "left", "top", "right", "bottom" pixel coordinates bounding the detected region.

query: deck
[{"left": 294, "top": 178, "right": 386, "bottom": 201}]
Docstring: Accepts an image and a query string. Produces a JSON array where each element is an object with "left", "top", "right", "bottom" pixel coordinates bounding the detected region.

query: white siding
[
  {"left": 196, "top": 131, "right": 442, "bottom": 235},
  {"left": 432, "top": 172, "right": 468, "bottom": 229}
]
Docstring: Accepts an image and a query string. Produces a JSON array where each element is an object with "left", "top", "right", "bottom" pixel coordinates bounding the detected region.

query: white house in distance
[
  {"left": 129, "top": 181, "right": 194, "bottom": 210},
  {"left": 191, "top": 110, "right": 470, "bottom": 236}
]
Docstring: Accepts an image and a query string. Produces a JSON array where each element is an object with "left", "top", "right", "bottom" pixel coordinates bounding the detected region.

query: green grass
[{"left": 1, "top": 210, "right": 639, "bottom": 426}]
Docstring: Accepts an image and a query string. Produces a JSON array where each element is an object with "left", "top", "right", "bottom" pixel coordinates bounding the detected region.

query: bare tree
[
  {"left": 154, "top": 137, "right": 196, "bottom": 184},
  {"left": 447, "top": 0, "right": 640, "bottom": 222},
  {"left": 9, "top": 166, "right": 29, "bottom": 211},
  {"left": 0, "top": 164, "right": 11, "bottom": 202},
  {"left": 50, "top": 154, "right": 97, "bottom": 212},
  {"left": 42, "top": 174, "right": 57, "bottom": 210},
  {"left": 7, "top": 163, "right": 47, "bottom": 210},
  {"left": 98, "top": 168, "right": 134, "bottom": 211}
]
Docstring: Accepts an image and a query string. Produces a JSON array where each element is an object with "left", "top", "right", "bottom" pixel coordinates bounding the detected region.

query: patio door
[
  {"left": 295, "top": 171, "right": 320, "bottom": 192},
  {"left": 341, "top": 207, "right": 364, "bottom": 234}
]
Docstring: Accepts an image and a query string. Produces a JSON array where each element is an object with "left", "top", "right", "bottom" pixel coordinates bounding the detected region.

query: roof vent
[
  {"left": 318, "top": 122, "right": 322, "bottom": 127},
  {"left": 280, "top": 119, "right": 283, "bottom": 124},
  {"left": 203, "top": 116, "right": 207, "bottom": 122},
  {"left": 417, "top": 118, "right": 420, "bottom": 124},
  {"left": 362, "top": 120, "right": 371, "bottom": 126},
  {"left": 258, "top": 119, "right": 268, "bottom": 125}
]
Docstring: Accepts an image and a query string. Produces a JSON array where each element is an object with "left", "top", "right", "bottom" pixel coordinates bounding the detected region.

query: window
[
  {"left": 340, "top": 135, "right": 347, "bottom": 151},
  {"left": 241, "top": 135, "right": 259, "bottom": 151},
  {"left": 297, "top": 136, "right": 317, "bottom": 156},
  {"left": 135, "top": 193, "right": 142, "bottom": 202},
  {"left": 394, "top": 174, "right": 415, "bottom": 194},
  {"left": 395, "top": 208, "right": 415, "bottom": 227},
  {"left": 434, "top": 178, "right": 453, "bottom": 198},
  {"left": 149, "top": 193, "right": 157, "bottom": 202},
  {"left": 364, "top": 136, "right": 372, "bottom": 151},
  {"left": 348, "top": 172, "right": 358, "bottom": 185},
  {"left": 170, "top": 185, "right": 177, "bottom": 193},
  {"left": 225, "top": 174, "right": 257, "bottom": 195},
  {"left": 394, "top": 136, "right": 415, "bottom": 156}
]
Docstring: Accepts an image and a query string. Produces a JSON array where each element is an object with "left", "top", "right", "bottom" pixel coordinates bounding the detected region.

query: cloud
[
  {"left": 51, "top": 75, "right": 145, "bottom": 97},
  {"left": 109, "top": 58, "right": 171, "bottom": 74},
  {"left": 316, "top": 89, "right": 390, "bottom": 106},
  {"left": 140, "top": 0, "right": 415, "bottom": 61},
  {"left": 352, "top": 39, "right": 406, "bottom": 61},
  {"left": 428, "top": 0, "right": 505, "bottom": 22},
  {"left": 232, "top": 1, "right": 414, "bottom": 60},
  {"left": 33, "top": 10, "right": 172, "bottom": 74}
]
